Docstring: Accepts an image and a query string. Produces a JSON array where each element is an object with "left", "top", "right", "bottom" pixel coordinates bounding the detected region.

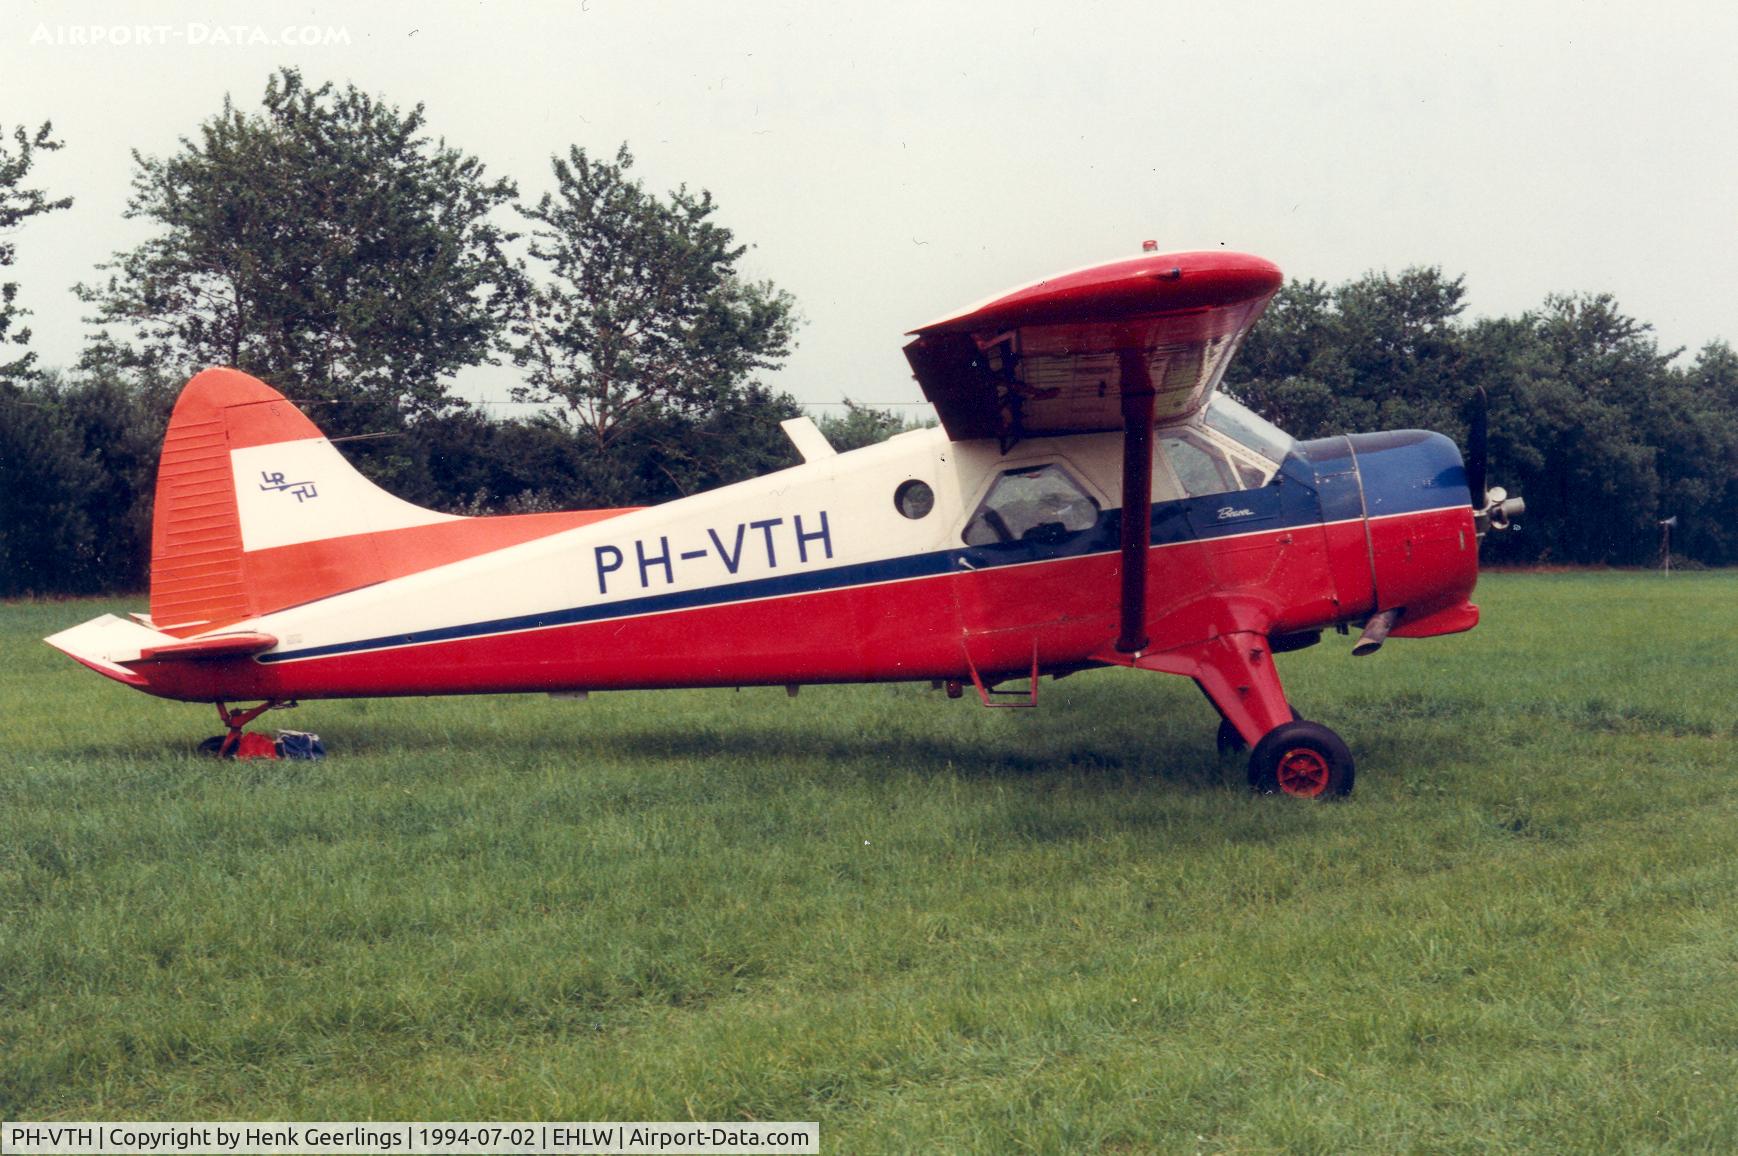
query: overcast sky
[{"left": 5, "top": 0, "right": 1736, "bottom": 415}]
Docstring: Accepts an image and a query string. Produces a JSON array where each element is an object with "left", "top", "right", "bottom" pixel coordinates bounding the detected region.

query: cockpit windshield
[{"left": 1204, "top": 394, "right": 1294, "bottom": 464}]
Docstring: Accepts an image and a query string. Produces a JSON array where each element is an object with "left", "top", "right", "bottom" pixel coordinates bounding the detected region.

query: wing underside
[{"left": 904, "top": 251, "right": 1282, "bottom": 442}]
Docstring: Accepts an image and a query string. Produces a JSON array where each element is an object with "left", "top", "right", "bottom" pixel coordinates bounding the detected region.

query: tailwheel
[
  {"left": 206, "top": 700, "right": 285, "bottom": 758},
  {"left": 1247, "top": 720, "right": 1354, "bottom": 800}
]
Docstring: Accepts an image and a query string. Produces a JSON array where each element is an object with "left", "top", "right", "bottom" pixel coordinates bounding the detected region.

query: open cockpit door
[{"left": 905, "top": 250, "right": 1283, "bottom": 654}]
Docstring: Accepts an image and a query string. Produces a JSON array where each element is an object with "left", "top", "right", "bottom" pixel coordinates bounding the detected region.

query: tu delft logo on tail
[{"left": 259, "top": 470, "right": 319, "bottom": 502}]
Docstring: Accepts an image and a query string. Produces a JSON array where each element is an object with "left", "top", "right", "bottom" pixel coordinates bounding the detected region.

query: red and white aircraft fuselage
[{"left": 48, "top": 250, "right": 1503, "bottom": 797}]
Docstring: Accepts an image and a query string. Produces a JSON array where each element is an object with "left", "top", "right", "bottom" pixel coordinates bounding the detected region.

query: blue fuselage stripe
[
  {"left": 259, "top": 493, "right": 1307, "bottom": 664},
  {"left": 260, "top": 436, "right": 1467, "bottom": 665}
]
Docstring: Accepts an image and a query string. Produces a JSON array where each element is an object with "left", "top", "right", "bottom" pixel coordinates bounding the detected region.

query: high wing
[
  {"left": 904, "top": 250, "right": 1282, "bottom": 441},
  {"left": 905, "top": 249, "right": 1284, "bottom": 655}
]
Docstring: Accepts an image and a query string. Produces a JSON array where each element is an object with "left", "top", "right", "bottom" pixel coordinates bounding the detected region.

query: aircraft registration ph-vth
[{"left": 592, "top": 512, "right": 834, "bottom": 595}]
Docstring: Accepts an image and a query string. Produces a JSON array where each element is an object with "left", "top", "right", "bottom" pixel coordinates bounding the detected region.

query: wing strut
[{"left": 1116, "top": 345, "right": 1156, "bottom": 654}]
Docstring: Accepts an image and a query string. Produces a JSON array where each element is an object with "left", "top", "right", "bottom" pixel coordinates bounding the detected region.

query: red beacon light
[{"left": 1141, "top": 239, "right": 1158, "bottom": 252}]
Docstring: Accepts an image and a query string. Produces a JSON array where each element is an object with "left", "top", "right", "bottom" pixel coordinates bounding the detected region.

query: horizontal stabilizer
[
  {"left": 43, "top": 615, "right": 175, "bottom": 687},
  {"left": 45, "top": 616, "right": 281, "bottom": 688},
  {"left": 139, "top": 631, "right": 279, "bottom": 662}
]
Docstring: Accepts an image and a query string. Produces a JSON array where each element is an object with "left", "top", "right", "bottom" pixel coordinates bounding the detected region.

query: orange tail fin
[
  {"left": 150, "top": 369, "right": 329, "bottom": 633},
  {"left": 148, "top": 368, "right": 632, "bottom": 637}
]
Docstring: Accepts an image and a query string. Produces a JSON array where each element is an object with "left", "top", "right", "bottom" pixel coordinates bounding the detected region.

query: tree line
[
  {"left": 1225, "top": 269, "right": 1738, "bottom": 567},
  {"left": 3, "top": 69, "right": 1734, "bottom": 596},
  {"left": 1, "top": 70, "right": 913, "bottom": 596}
]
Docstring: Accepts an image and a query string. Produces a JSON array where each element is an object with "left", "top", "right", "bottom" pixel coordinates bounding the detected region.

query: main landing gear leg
[
  {"left": 214, "top": 700, "right": 280, "bottom": 758},
  {"left": 1207, "top": 691, "right": 1302, "bottom": 758},
  {"left": 1138, "top": 633, "right": 1355, "bottom": 799}
]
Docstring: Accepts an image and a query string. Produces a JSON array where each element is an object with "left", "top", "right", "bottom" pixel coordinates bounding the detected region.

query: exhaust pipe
[{"left": 1352, "top": 608, "right": 1401, "bottom": 657}]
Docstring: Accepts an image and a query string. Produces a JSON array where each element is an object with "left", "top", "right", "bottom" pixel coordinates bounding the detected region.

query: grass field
[{"left": 3, "top": 572, "right": 1737, "bottom": 1152}]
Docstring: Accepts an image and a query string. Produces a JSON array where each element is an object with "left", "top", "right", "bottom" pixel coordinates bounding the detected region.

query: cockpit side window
[
  {"left": 1228, "top": 455, "right": 1270, "bottom": 489},
  {"left": 1157, "top": 428, "right": 1244, "bottom": 499},
  {"left": 963, "top": 463, "right": 1100, "bottom": 545},
  {"left": 1161, "top": 395, "right": 1289, "bottom": 491}
]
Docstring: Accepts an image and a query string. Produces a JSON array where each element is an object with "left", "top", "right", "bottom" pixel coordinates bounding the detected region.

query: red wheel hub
[{"left": 1276, "top": 747, "right": 1331, "bottom": 798}]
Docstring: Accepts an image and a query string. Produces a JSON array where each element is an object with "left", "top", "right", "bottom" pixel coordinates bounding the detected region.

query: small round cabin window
[{"left": 895, "top": 479, "right": 935, "bottom": 519}]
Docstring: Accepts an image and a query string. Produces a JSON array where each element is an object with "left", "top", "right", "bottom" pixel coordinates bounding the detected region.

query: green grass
[{"left": 3, "top": 573, "right": 1737, "bottom": 1152}]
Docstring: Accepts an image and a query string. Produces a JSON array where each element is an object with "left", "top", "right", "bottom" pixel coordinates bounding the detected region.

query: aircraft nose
[
  {"left": 1344, "top": 429, "right": 1480, "bottom": 635},
  {"left": 1345, "top": 429, "right": 1471, "bottom": 516}
]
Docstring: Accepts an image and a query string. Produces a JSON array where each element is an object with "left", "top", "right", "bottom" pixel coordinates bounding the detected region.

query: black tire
[
  {"left": 1216, "top": 708, "right": 1304, "bottom": 757},
  {"left": 1247, "top": 720, "right": 1355, "bottom": 799}
]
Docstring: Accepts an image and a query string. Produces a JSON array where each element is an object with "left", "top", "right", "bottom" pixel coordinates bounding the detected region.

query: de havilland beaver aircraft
[{"left": 47, "top": 249, "right": 1521, "bottom": 798}]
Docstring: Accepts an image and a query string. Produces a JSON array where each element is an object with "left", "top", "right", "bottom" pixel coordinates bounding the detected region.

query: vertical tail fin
[
  {"left": 153, "top": 370, "right": 328, "bottom": 631},
  {"left": 150, "top": 368, "right": 459, "bottom": 634},
  {"left": 148, "top": 368, "right": 629, "bottom": 638}
]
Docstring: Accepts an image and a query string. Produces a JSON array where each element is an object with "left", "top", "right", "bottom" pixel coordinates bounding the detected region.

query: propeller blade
[{"left": 1467, "top": 387, "right": 1488, "bottom": 508}]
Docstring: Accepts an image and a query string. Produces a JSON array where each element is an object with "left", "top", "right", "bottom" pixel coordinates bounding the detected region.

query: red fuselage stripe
[{"left": 127, "top": 505, "right": 1477, "bottom": 702}]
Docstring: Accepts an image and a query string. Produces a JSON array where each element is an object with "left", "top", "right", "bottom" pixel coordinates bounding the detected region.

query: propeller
[
  {"left": 1467, "top": 386, "right": 1524, "bottom": 533},
  {"left": 1467, "top": 387, "right": 1488, "bottom": 511}
]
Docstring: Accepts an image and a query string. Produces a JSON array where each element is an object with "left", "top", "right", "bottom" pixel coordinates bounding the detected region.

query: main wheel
[{"left": 1247, "top": 720, "right": 1355, "bottom": 799}]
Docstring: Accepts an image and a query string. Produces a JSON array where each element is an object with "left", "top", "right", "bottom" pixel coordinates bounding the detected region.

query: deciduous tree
[
  {"left": 510, "top": 144, "right": 798, "bottom": 454},
  {"left": 78, "top": 68, "right": 519, "bottom": 438},
  {"left": 0, "top": 122, "right": 72, "bottom": 384}
]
